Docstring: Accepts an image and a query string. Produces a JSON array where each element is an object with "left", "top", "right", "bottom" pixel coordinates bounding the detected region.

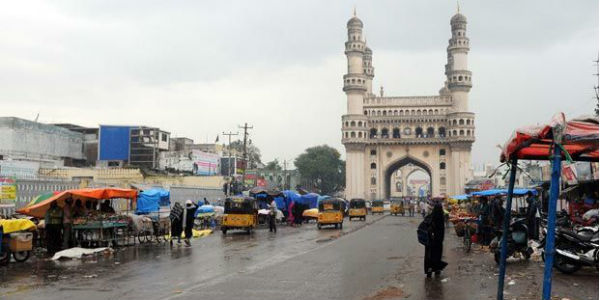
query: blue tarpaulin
[
  {"left": 136, "top": 188, "right": 170, "bottom": 214},
  {"left": 451, "top": 194, "right": 469, "bottom": 201},
  {"left": 299, "top": 193, "right": 319, "bottom": 209},
  {"left": 317, "top": 195, "right": 331, "bottom": 203},
  {"left": 274, "top": 196, "right": 286, "bottom": 211},
  {"left": 470, "top": 188, "right": 537, "bottom": 197}
]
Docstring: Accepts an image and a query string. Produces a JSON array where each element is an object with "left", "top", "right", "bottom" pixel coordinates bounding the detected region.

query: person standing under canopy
[
  {"left": 424, "top": 201, "right": 447, "bottom": 278},
  {"left": 44, "top": 202, "right": 63, "bottom": 255},
  {"left": 62, "top": 198, "right": 73, "bottom": 249}
]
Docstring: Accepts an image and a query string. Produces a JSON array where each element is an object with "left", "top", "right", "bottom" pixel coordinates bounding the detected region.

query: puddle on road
[{"left": 364, "top": 286, "right": 405, "bottom": 300}]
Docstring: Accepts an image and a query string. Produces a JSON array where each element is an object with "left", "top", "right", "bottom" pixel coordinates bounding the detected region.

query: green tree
[
  {"left": 294, "top": 145, "right": 345, "bottom": 195},
  {"left": 264, "top": 159, "right": 282, "bottom": 171},
  {"left": 230, "top": 140, "right": 262, "bottom": 169}
]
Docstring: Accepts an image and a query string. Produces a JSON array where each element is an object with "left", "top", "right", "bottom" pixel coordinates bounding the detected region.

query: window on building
[
  {"left": 415, "top": 127, "right": 423, "bottom": 137},
  {"left": 350, "top": 132, "right": 356, "bottom": 138},
  {"left": 459, "top": 119, "right": 465, "bottom": 125},
  {"left": 161, "top": 133, "right": 167, "bottom": 142},
  {"left": 350, "top": 121, "right": 356, "bottom": 127},
  {"left": 371, "top": 177, "right": 376, "bottom": 185},
  {"left": 381, "top": 128, "right": 389, "bottom": 138},
  {"left": 392, "top": 128, "right": 400, "bottom": 138},
  {"left": 426, "top": 127, "right": 434, "bottom": 137},
  {"left": 453, "top": 120, "right": 457, "bottom": 126},
  {"left": 440, "top": 177, "right": 446, "bottom": 185},
  {"left": 370, "top": 163, "right": 376, "bottom": 169},
  {"left": 370, "top": 149, "right": 376, "bottom": 155},
  {"left": 440, "top": 162, "right": 446, "bottom": 169},
  {"left": 439, "top": 149, "right": 446, "bottom": 156},
  {"left": 438, "top": 127, "right": 446, "bottom": 137},
  {"left": 369, "top": 128, "right": 377, "bottom": 138},
  {"left": 358, "top": 132, "right": 363, "bottom": 138},
  {"left": 460, "top": 130, "right": 465, "bottom": 136}
]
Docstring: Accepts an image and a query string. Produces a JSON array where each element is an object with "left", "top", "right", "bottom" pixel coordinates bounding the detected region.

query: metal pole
[
  {"left": 542, "top": 144, "right": 562, "bottom": 300},
  {"left": 497, "top": 158, "right": 518, "bottom": 300}
]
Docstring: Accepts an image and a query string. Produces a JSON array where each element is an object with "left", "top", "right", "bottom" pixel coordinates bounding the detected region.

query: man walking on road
[
  {"left": 424, "top": 201, "right": 447, "bottom": 278},
  {"left": 183, "top": 200, "right": 197, "bottom": 247},
  {"left": 268, "top": 198, "right": 277, "bottom": 233}
]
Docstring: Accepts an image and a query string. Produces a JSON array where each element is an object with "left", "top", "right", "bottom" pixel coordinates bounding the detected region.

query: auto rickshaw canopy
[
  {"left": 17, "top": 188, "right": 138, "bottom": 218},
  {"left": 349, "top": 198, "right": 366, "bottom": 208},
  {"left": 372, "top": 200, "right": 384, "bottom": 207},
  {"left": 318, "top": 198, "right": 343, "bottom": 211},
  {"left": 224, "top": 197, "right": 257, "bottom": 214}
]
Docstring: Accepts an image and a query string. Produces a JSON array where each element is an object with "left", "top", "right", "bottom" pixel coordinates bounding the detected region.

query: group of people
[
  {"left": 471, "top": 191, "right": 540, "bottom": 245},
  {"left": 400, "top": 197, "right": 430, "bottom": 217},
  {"left": 169, "top": 200, "right": 197, "bottom": 247},
  {"left": 44, "top": 198, "right": 116, "bottom": 254}
]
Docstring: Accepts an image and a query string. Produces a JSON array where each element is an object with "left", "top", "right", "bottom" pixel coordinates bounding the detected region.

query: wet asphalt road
[{"left": 0, "top": 215, "right": 597, "bottom": 300}]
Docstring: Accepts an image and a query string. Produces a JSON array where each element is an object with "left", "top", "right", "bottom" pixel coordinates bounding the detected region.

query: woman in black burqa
[{"left": 424, "top": 202, "right": 447, "bottom": 278}]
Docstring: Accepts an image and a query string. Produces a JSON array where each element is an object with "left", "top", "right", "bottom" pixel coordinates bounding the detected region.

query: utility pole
[
  {"left": 222, "top": 131, "right": 238, "bottom": 195},
  {"left": 238, "top": 123, "right": 253, "bottom": 177},
  {"left": 283, "top": 159, "right": 288, "bottom": 190},
  {"left": 594, "top": 57, "right": 599, "bottom": 116}
]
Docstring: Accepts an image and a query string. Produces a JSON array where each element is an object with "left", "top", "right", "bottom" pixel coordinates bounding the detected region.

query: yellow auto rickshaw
[
  {"left": 317, "top": 198, "right": 344, "bottom": 230},
  {"left": 371, "top": 200, "right": 384, "bottom": 215},
  {"left": 221, "top": 197, "right": 258, "bottom": 235},
  {"left": 390, "top": 199, "right": 404, "bottom": 216},
  {"left": 348, "top": 198, "right": 367, "bottom": 221}
]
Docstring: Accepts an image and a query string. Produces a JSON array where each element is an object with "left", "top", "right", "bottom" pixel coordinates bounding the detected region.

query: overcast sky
[{"left": 1, "top": 1, "right": 597, "bottom": 169}]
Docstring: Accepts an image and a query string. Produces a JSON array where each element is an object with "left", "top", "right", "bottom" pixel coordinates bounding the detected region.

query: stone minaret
[
  {"left": 343, "top": 10, "right": 367, "bottom": 114},
  {"left": 445, "top": 10, "right": 472, "bottom": 112},
  {"left": 363, "top": 44, "right": 374, "bottom": 96},
  {"left": 445, "top": 9, "right": 475, "bottom": 196},
  {"left": 342, "top": 10, "right": 368, "bottom": 200}
]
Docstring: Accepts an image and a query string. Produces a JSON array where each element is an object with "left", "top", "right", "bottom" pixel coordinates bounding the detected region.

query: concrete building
[
  {"left": 0, "top": 117, "right": 85, "bottom": 167},
  {"left": 53, "top": 123, "right": 99, "bottom": 166},
  {"left": 341, "top": 10, "right": 475, "bottom": 200}
]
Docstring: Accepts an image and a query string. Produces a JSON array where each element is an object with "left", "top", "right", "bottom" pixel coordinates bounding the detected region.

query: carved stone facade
[{"left": 341, "top": 10, "right": 475, "bottom": 200}]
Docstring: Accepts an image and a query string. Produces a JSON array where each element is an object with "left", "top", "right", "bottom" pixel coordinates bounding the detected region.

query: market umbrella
[{"left": 24, "top": 191, "right": 59, "bottom": 208}]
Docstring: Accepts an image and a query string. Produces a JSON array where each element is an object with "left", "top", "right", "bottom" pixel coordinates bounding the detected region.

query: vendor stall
[
  {"left": 135, "top": 189, "right": 170, "bottom": 243},
  {"left": 17, "top": 188, "right": 138, "bottom": 248},
  {"left": 497, "top": 113, "right": 598, "bottom": 300}
]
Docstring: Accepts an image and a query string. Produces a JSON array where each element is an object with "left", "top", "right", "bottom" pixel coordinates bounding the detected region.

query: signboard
[
  {"left": 191, "top": 150, "right": 220, "bottom": 176},
  {"left": 98, "top": 125, "right": 131, "bottom": 161},
  {"left": 0, "top": 177, "right": 17, "bottom": 202},
  {"left": 561, "top": 164, "right": 577, "bottom": 185}
]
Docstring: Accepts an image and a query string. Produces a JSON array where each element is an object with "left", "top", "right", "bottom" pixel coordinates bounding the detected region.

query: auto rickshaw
[
  {"left": 390, "top": 199, "right": 404, "bottom": 216},
  {"left": 372, "top": 200, "right": 384, "bottom": 215},
  {"left": 317, "top": 198, "right": 344, "bottom": 229},
  {"left": 348, "top": 198, "right": 367, "bottom": 221},
  {"left": 221, "top": 197, "right": 258, "bottom": 235}
]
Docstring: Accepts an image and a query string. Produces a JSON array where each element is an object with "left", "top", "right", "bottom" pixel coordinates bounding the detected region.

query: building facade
[
  {"left": 0, "top": 117, "right": 85, "bottom": 167},
  {"left": 341, "top": 10, "right": 475, "bottom": 200}
]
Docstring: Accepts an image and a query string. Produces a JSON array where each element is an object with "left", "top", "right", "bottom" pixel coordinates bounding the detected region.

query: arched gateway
[
  {"left": 384, "top": 156, "right": 432, "bottom": 199},
  {"left": 341, "top": 10, "right": 475, "bottom": 200}
]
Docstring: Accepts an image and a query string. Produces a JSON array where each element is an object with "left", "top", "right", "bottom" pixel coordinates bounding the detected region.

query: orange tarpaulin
[{"left": 17, "top": 188, "right": 138, "bottom": 218}]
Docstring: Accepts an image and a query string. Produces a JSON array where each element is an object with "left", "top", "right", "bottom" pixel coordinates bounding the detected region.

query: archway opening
[{"left": 385, "top": 156, "right": 432, "bottom": 200}]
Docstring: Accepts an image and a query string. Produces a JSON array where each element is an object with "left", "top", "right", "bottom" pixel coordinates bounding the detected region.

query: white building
[
  {"left": 341, "top": 9, "right": 475, "bottom": 200},
  {"left": 0, "top": 117, "right": 84, "bottom": 167}
]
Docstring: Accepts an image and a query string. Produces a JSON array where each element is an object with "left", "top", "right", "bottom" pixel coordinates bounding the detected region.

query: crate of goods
[{"left": 9, "top": 232, "right": 33, "bottom": 252}]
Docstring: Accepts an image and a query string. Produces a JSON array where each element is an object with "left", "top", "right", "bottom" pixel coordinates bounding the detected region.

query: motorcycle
[
  {"left": 492, "top": 217, "right": 533, "bottom": 264},
  {"left": 539, "top": 224, "right": 599, "bottom": 274}
]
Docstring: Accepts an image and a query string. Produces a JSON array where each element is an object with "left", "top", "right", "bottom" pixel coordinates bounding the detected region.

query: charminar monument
[{"left": 341, "top": 8, "right": 475, "bottom": 200}]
